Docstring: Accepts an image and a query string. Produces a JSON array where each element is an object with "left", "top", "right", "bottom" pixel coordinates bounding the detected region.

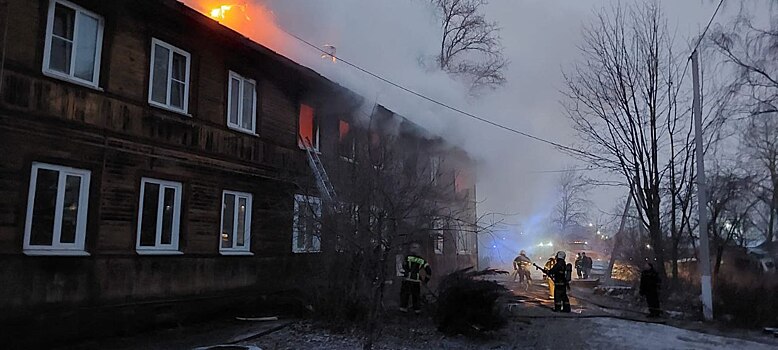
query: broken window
[
  {"left": 43, "top": 0, "right": 104, "bottom": 87},
  {"left": 292, "top": 194, "right": 321, "bottom": 253},
  {"left": 136, "top": 178, "right": 182, "bottom": 254},
  {"left": 369, "top": 131, "right": 384, "bottom": 166},
  {"left": 455, "top": 170, "right": 470, "bottom": 194},
  {"left": 338, "top": 119, "right": 355, "bottom": 161},
  {"left": 24, "top": 162, "right": 91, "bottom": 255},
  {"left": 298, "top": 104, "right": 319, "bottom": 151},
  {"left": 220, "top": 190, "right": 252, "bottom": 255}
]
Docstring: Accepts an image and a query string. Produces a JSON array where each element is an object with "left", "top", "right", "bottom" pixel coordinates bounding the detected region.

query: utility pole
[
  {"left": 691, "top": 50, "right": 713, "bottom": 321},
  {"left": 605, "top": 185, "right": 633, "bottom": 283}
]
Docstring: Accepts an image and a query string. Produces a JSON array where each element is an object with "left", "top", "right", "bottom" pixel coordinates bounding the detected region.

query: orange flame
[{"left": 183, "top": 1, "right": 287, "bottom": 53}]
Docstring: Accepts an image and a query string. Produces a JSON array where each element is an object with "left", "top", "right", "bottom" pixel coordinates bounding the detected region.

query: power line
[
  {"left": 529, "top": 166, "right": 596, "bottom": 174},
  {"left": 672, "top": 0, "right": 725, "bottom": 105},
  {"left": 279, "top": 30, "right": 610, "bottom": 163}
]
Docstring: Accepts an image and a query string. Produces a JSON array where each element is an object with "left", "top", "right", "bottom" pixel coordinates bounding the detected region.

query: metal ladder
[{"left": 299, "top": 136, "right": 337, "bottom": 203}]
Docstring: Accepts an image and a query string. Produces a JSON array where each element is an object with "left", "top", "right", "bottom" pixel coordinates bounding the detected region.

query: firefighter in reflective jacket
[
  {"left": 541, "top": 251, "right": 571, "bottom": 312},
  {"left": 400, "top": 243, "right": 432, "bottom": 314}
]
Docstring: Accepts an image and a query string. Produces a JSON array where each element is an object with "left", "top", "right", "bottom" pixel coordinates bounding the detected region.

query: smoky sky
[{"left": 215, "top": 0, "right": 769, "bottom": 249}]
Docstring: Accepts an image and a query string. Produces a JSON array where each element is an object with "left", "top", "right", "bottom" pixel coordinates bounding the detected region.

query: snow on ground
[{"left": 586, "top": 318, "right": 775, "bottom": 350}]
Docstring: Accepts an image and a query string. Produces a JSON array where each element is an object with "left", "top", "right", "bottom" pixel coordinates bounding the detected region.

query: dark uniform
[
  {"left": 574, "top": 254, "right": 583, "bottom": 279},
  {"left": 546, "top": 258, "right": 571, "bottom": 312},
  {"left": 582, "top": 253, "right": 593, "bottom": 279},
  {"left": 640, "top": 263, "right": 661, "bottom": 317},
  {"left": 513, "top": 253, "right": 532, "bottom": 283},
  {"left": 400, "top": 254, "right": 432, "bottom": 313}
]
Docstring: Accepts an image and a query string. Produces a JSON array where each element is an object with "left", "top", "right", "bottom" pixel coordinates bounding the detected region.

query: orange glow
[
  {"left": 210, "top": 5, "right": 233, "bottom": 20},
  {"left": 338, "top": 120, "right": 350, "bottom": 141},
  {"left": 182, "top": 1, "right": 288, "bottom": 53},
  {"left": 455, "top": 171, "right": 471, "bottom": 193},
  {"left": 299, "top": 104, "right": 316, "bottom": 148}
]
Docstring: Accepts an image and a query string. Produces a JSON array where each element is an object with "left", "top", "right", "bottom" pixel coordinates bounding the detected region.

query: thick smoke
[{"left": 182, "top": 0, "right": 755, "bottom": 264}]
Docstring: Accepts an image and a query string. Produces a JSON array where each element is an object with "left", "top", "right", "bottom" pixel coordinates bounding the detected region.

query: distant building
[{"left": 0, "top": 0, "right": 477, "bottom": 344}]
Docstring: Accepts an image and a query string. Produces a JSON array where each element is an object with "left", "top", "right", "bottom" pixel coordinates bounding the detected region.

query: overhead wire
[
  {"left": 275, "top": 1, "right": 725, "bottom": 173},
  {"left": 671, "top": 0, "right": 725, "bottom": 105},
  {"left": 279, "top": 30, "right": 612, "bottom": 164}
]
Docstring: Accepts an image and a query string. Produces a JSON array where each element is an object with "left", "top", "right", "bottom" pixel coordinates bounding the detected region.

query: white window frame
[
  {"left": 432, "top": 217, "right": 444, "bottom": 255},
  {"left": 430, "top": 156, "right": 441, "bottom": 184},
  {"left": 457, "top": 229, "right": 473, "bottom": 255},
  {"left": 42, "top": 0, "right": 105, "bottom": 89},
  {"left": 136, "top": 178, "right": 183, "bottom": 255},
  {"left": 292, "top": 194, "right": 321, "bottom": 253},
  {"left": 23, "top": 162, "right": 91, "bottom": 256},
  {"left": 219, "top": 190, "right": 253, "bottom": 255},
  {"left": 148, "top": 38, "right": 191, "bottom": 114},
  {"left": 226, "top": 71, "right": 257, "bottom": 135}
]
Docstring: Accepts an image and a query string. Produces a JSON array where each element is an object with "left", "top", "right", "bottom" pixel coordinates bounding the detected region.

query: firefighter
[
  {"left": 582, "top": 252, "right": 593, "bottom": 279},
  {"left": 639, "top": 261, "right": 661, "bottom": 317},
  {"left": 574, "top": 253, "right": 583, "bottom": 279},
  {"left": 543, "top": 257, "right": 556, "bottom": 299},
  {"left": 541, "top": 251, "right": 571, "bottom": 312},
  {"left": 399, "top": 243, "right": 432, "bottom": 314},
  {"left": 512, "top": 250, "right": 533, "bottom": 285}
]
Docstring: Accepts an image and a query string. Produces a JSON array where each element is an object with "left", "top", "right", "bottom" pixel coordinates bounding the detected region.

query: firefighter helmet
[{"left": 556, "top": 251, "right": 566, "bottom": 260}]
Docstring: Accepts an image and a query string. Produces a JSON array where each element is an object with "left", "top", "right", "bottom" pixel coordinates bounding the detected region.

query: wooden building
[{"left": 0, "top": 0, "right": 477, "bottom": 344}]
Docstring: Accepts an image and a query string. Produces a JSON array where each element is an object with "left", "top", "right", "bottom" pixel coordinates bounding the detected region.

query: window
[
  {"left": 292, "top": 194, "right": 321, "bottom": 253},
  {"left": 455, "top": 170, "right": 471, "bottom": 194},
  {"left": 395, "top": 254, "right": 405, "bottom": 277},
  {"left": 457, "top": 229, "right": 474, "bottom": 255},
  {"left": 432, "top": 217, "right": 444, "bottom": 255},
  {"left": 148, "top": 38, "right": 191, "bottom": 113},
  {"left": 42, "top": 0, "right": 104, "bottom": 87},
  {"left": 298, "top": 104, "right": 319, "bottom": 151},
  {"left": 430, "top": 156, "right": 441, "bottom": 183},
  {"left": 227, "top": 71, "right": 257, "bottom": 134},
  {"left": 24, "top": 162, "right": 91, "bottom": 255},
  {"left": 136, "top": 178, "right": 182, "bottom": 254},
  {"left": 220, "top": 191, "right": 252, "bottom": 255},
  {"left": 338, "top": 120, "right": 356, "bottom": 161}
]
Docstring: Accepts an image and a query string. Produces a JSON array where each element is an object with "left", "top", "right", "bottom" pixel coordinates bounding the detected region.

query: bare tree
[
  {"left": 706, "top": 169, "right": 759, "bottom": 276},
  {"left": 291, "top": 116, "right": 487, "bottom": 349},
  {"left": 431, "top": 0, "right": 507, "bottom": 92},
  {"left": 740, "top": 114, "right": 778, "bottom": 244},
  {"left": 711, "top": 13, "right": 778, "bottom": 116},
  {"left": 713, "top": 13, "right": 778, "bottom": 244},
  {"left": 551, "top": 167, "right": 590, "bottom": 237},
  {"left": 561, "top": 2, "right": 677, "bottom": 278}
]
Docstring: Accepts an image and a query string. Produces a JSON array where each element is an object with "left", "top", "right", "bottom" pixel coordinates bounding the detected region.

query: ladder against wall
[{"left": 299, "top": 136, "right": 337, "bottom": 203}]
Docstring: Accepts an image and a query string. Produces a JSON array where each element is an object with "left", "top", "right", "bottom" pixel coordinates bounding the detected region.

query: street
[{"left": 64, "top": 272, "right": 778, "bottom": 350}]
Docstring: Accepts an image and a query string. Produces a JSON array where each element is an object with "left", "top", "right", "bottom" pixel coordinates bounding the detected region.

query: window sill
[
  {"left": 292, "top": 250, "right": 321, "bottom": 254},
  {"left": 228, "top": 125, "right": 258, "bottom": 136},
  {"left": 298, "top": 145, "right": 321, "bottom": 155},
  {"left": 136, "top": 250, "right": 184, "bottom": 255},
  {"left": 219, "top": 250, "right": 254, "bottom": 256},
  {"left": 42, "top": 70, "right": 103, "bottom": 91},
  {"left": 148, "top": 101, "right": 191, "bottom": 117},
  {"left": 24, "top": 249, "right": 90, "bottom": 256}
]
